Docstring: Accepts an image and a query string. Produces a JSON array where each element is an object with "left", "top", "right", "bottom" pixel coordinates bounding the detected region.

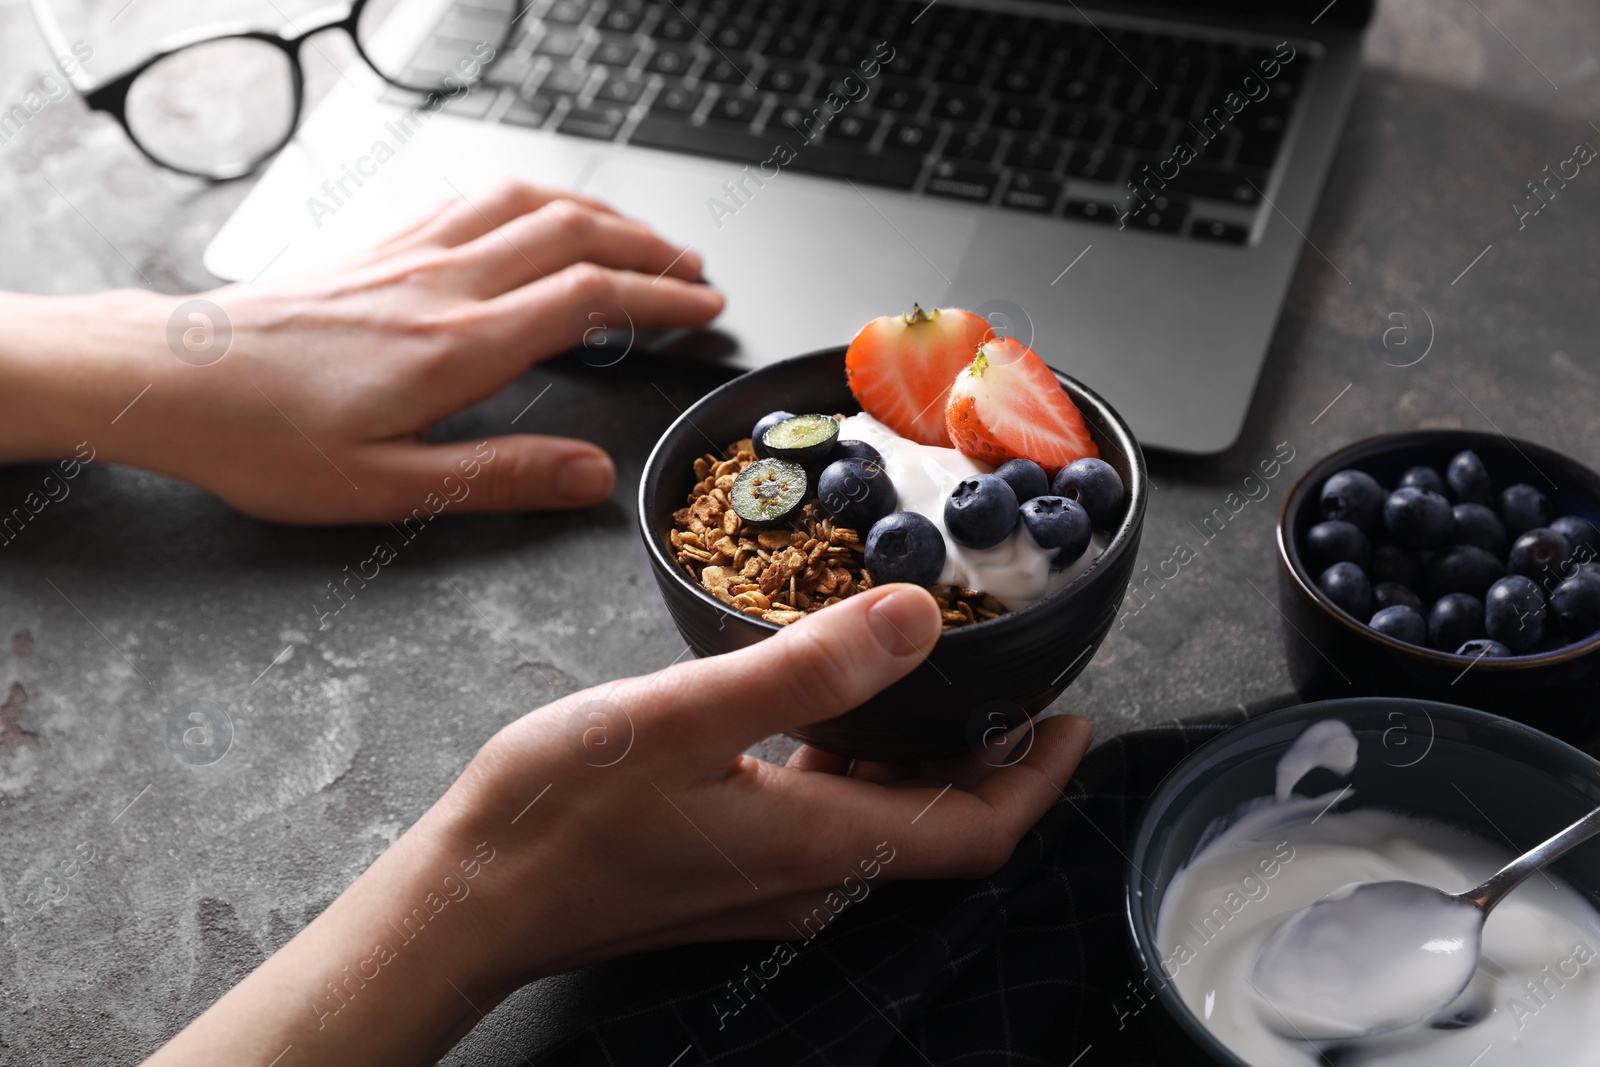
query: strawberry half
[
  {"left": 845, "top": 305, "right": 991, "bottom": 447},
  {"left": 945, "top": 338, "right": 1099, "bottom": 469}
]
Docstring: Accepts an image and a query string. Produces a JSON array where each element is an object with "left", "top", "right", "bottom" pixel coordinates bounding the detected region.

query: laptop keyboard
[{"left": 395, "top": 0, "right": 1311, "bottom": 244}]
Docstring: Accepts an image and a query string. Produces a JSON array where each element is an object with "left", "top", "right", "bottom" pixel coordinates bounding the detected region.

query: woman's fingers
[
  {"left": 877, "top": 714, "right": 1093, "bottom": 880},
  {"left": 351, "top": 434, "right": 616, "bottom": 519},
  {"left": 786, "top": 746, "right": 852, "bottom": 775},
  {"left": 375, "top": 180, "right": 622, "bottom": 254},
  {"left": 449, "top": 199, "right": 702, "bottom": 296},
  {"left": 850, "top": 760, "right": 918, "bottom": 784},
  {"left": 618, "top": 585, "right": 943, "bottom": 754},
  {"left": 479, "top": 264, "right": 723, "bottom": 370}
]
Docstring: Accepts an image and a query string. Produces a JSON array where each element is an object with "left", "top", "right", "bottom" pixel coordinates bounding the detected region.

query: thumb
[
  {"left": 642, "top": 584, "right": 944, "bottom": 752},
  {"left": 358, "top": 435, "right": 616, "bottom": 518}
]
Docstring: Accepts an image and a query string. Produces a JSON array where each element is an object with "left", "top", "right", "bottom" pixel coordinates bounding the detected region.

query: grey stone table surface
[{"left": 2, "top": 0, "right": 1599, "bottom": 1062}]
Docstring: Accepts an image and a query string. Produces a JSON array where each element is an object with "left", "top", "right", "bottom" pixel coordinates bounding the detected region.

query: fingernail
[
  {"left": 682, "top": 250, "right": 704, "bottom": 278},
  {"left": 867, "top": 586, "right": 940, "bottom": 656},
  {"left": 556, "top": 454, "right": 614, "bottom": 502}
]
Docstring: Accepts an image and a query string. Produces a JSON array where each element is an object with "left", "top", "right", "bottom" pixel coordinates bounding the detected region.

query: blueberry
[
  {"left": 1399, "top": 465, "right": 1449, "bottom": 498},
  {"left": 1426, "top": 545, "right": 1505, "bottom": 599},
  {"left": 1498, "top": 483, "right": 1551, "bottom": 537},
  {"left": 944, "top": 474, "right": 1019, "bottom": 549},
  {"left": 1369, "top": 605, "right": 1427, "bottom": 646},
  {"left": 729, "top": 458, "right": 808, "bottom": 527},
  {"left": 1428, "top": 593, "right": 1485, "bottom": 651},
  {"left": 1304, "top": 520, "right": 1371, "bottom": 572},
  {"left": 1050, "top": 458, "right": 1125, "bottom": 529},
  {"left": 1370, "top": 543, "right": 1425, "bottom": 590},
  {"left": 1373, "top": 582, "right": 1425, "bottom": 613},
  {"left": 761, "top": 414, "right": 839, "bottom": 464},
  {"left": 832, "top": 438, "right": 884, "bottom": 467},
  {"left": 993, "top": 458, "right": 1050, "bottom": 506},
  {"left": 1317, "top": 562, "right": 1372, "bottom": 620},
  {"left": 1507, "top": 528, "right": 1573, "bottom": 582},
  {"left": 1551, "top": 515, "right": 1600, "bottom": 558},
  {"left": 1457, "top": 638, "right": 1512, "bottom": 658},
  {"left": 1446, "top": 450, "right": 1494, "bottom": 506},
  {"left": 1550, "top": 571, "right": 1600, "bottom": 638},
  {"left": 817, "top": 458, "right": 897, "bottom": 533},
  {"left": 1451, "top": 503, "right": 1507, "bottom": 556},
  {"left": 1319, "top": 470, "right": 1386, "bottom": 534},
  {"left": 1484, "top": 575, "right": 1546, "bottom": 652},
  {"left": 750, "top": 410, "right": 795, "bottom": 458},
  {"left": 1019, "top": 495, "right": 1093, "bottom": 565},
  {"left": 864, "top": 511, "right": 946, "bottom": 588},
  {"left": 1384, "top": 487, "right": 1455, "bottom": 549}
]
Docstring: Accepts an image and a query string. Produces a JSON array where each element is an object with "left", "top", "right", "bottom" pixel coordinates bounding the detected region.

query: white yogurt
[
  {"left": 836, "top": 413, "right": 1105, "bottom": 611},
  {"left": 1155, "top": 720, "right": 1600, "bottom": 1066}
]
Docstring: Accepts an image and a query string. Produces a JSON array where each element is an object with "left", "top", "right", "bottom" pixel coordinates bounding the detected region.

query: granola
[{"left": 670, "top": 438, "right": 1006, "bottom": 629}]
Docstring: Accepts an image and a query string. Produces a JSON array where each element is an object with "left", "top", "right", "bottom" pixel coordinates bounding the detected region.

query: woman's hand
[
  {"left": 145, "top": 586, "right": 1093, "bottom": 1066},
  {"left": 0, "top": 180, "right": 722, "bottom": 523}
]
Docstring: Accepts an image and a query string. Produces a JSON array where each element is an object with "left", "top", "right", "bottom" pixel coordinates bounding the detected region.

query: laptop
[{"left": 204, "top": 0, "right": 1374, "bottom": 454}]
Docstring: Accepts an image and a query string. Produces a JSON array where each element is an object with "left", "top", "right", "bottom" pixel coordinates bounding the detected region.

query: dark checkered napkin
[{"left": 537, "top": 715, "right": 1247, "bottom": 1066}]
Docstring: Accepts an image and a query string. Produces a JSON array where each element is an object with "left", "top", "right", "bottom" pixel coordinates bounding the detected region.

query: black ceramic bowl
[
  {"left": 1124, "top": 698, "right": 1600, "bottom": 1065},
  {"left": 639, "top": 346, "right": 1147, "bottom": 761},
  {"left": 1277, "top": 430, "right": 1600, "bottom": 740}
]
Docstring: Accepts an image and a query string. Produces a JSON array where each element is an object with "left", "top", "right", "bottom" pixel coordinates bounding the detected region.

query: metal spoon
[{"left": 1250, "top": 804, "right": 1600, "bottom": 1041}]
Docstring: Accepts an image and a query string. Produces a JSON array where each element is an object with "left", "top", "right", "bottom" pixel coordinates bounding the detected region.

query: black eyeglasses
[{"left": 29, "top": 0, "right": 517, "bottom": 180}]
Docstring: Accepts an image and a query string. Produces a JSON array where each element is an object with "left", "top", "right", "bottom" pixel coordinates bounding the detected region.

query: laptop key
[
  {"left": 947, "top": 128, "right": 999, "bottom": 163},
  {"left": 533, "top": 30, "right": 585, "bottom": 59},
  {"left": 646, "top": 45, "right": 694, "bottom": 76},
  {"left": 592, "top": 39, "right": 640, "bottom": 67},
  {"left": 1005, "top": 134, "right": 1065, "bottom": 172},
  {"left": 1110, "top": 115, "right": 1174, "bottom": 152},
  {"left": 877, "top": 85, "right": 929, "bottom": 114},
  {"left": 925, "top": 160, "right": 998, "bottom": 202},
  {"left": 541, "top": 65, "right": 591, "bottom": 96},
  {"left": 629, "top": 115, "right": 772, "bottom": 164},
  {"left": 1124, "top": 192, "right": 1189, "bottom": 232},
  {"left": 1163, "top": 163, "right": 1266, "bottom": 204},
  {"left": 700, "top": 58, "right": 754, "bottom": 86},
  {"left": 502, "top": 92, "right": 558, "bottom": 128},
  {"left": 931, "top": 56, "right": 991, "bottom": 87},
  {"left": 650, "top": 16, "right": 696, "bottom": 42},
  {"left": 760, "top": 63, "right": 808, "bottom": 93},
  {"left": 651, "top": 83, "right": 706, "bottom": 115},
  {"left": 1052, "top": 108, "right": 1107, "bottom": 141},
  {"left": 707, "top": 94, "right": 762, "bottom": 126},
  {"left": 484, "top": 50, "right": 535, "bottom": 87},
  {"left": 932, "top": 90, "right": 984, "bottom": 122},
  {"left": 1051, "top": 76, "right": 1098, "bottom": 105},
  {"left": 542, "top": 1, "right": 587, "bottom": 25},
  {"left": 993, "top": 99, "right": 1044, "bottom": 132},
  {"left": 1064, "top": 144, "right": 1128, "bottom": 183},
  {"left": 596, "top": 71, "right": 646, "bottom": 104},
  {"left": 786, "top": 147, "right": 921, "bottom": 189},
  {"left": 711, "top": 24, "right": 754, "bottom": 51},
  {"left": 1190, "top": 218, "right": 1250, "bottom": 244},
  {"left": 1001, "top": 170, "right": 1064, "bottom": 213},
  {"left": 828, "top": 113, "right": 877, "bottom": 143},
  {"left": 558, "top": 104, "right": 628, "bottom": 140},
  {"left": 760, "top": 29, "right": 813, "bottom": 60},
  {"left": 1062, "top": 199, "right": 1120, "bottom": 224},
  {"left": 882, "top": 119, "right": 936, "bottom": 153},
  {"left": 997, "top": 68, "right": 1043, "bottom": 96},
  {"left": 598, "top": 8, "right": 643, "bottom": 34}
]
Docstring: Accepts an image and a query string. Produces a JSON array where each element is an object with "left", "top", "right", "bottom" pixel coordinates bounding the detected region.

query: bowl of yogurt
[
  {"left": 1125, "top": 698, "right": 1600, "bottom": 1066},
  {"left": 638, "top": 345, "right": 1147, "bottom": 761}
]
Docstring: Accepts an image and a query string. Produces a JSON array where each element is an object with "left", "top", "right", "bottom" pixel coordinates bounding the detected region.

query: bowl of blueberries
[{"left": 1277, "top": 431, "right": 1600, "bottom": 736}]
